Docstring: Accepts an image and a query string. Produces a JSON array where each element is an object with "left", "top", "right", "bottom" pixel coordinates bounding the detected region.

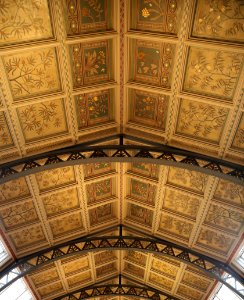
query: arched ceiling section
[{"left": 0, "top": 1, "right": 243, "bottom": 300}]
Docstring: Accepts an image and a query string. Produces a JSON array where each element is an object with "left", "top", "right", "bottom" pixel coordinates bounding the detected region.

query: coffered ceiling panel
[{"left": 0, "top": 111, "right": 13, "bottom": 150}]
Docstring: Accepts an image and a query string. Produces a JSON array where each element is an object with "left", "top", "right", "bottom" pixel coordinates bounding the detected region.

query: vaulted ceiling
[{"left": 0, "top": 1, "right": 243, "bottom": 300}]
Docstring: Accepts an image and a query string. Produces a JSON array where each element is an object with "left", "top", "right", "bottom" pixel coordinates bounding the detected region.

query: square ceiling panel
[
  {"left": 65, "top": 0, "right": 114, "bottom": 35},
  {"left": 126, "top": 202, "right": 154, "bottom": 228},
  {"left": 128, "top": 162, "right": 159, "bottom": 180},
  {"left": 150, "top": 256, "right": 180, "bottom": 279},
  {"left": 0, "top": 111, "right": 13, "bottom": 150},
  {"left": 66, "top": 270, "right": 92, "bottom": 289},
  {"left": 83, "top": 162, "right": 114, "bottom": 179},
  {"left": 123, "top": 261, "right": 145, "bottom": 279},
  {"left": 176, "top": 98, "right": 229, "bottom": 144},
  {"left": 176, "top": 284, "right": 204, "bottom": 300},
  {"left": 191, "top": 0, "right": 244, "bottom": 43},
  {"left": 17, "top": 98, "right": 68, "bottom": 143},
  {"left": 0, "top": 0, "right": 53, "bottom": 46},
  {"left": 70, "top": 40, "right": 114, "bottom": 88},
  {"left": 130, "top": 0, "right": 180, "bottom": 34},
  {"left": 128, "top": 39, "right": 175, "bottom": 88},
  {"left": 37, "top": 281, "right": 64, "bottom": 299},
  {"left": 88, "top": 202, "right": 117, "bottom": 227},
  {"left": 86, "top": 177, "right": 115, "bottom": 205},
  {"left": 2, "top": 48, "right": 61, "bottom": 100},
  {"left": 183, "top": 46, "right": 243, "bottom": 100},
  {"left": 61, "top": 254, "right": 90, "bottom": 276},
  {"left": 75, "top": 89, "right": 115, "bottom": 129},
  {"left": 29, "top": 265, "right": 60, "bottom": 289},
  {"left": 148, "top": 272, "right": 174, "bottom": 291},
  {"left": 124, "top": 250, "right": 147, "bottom": 267}
]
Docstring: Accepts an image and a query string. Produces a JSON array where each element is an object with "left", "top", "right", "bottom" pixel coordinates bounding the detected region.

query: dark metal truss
[
  {"left": 0, "top": 225, "right": 243, "bottom": 298},
  {"left": 0, "top": 134, "right": 243, "bottom": 184}
]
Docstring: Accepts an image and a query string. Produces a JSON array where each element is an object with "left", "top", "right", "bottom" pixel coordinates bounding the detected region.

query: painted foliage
[
  {"left": 130, "top": 178, "right": 156, "bottom": 206},
  {"left": 83, "top": 162, "right": 112, "bottom": 178},
  {"left": 177, "top": 285, "right": 203, "bottom": 300},
  {"left": 38, "top": 282, "right": 63, "bottom": 298},
  {"left": 95, "top": 251, "right": 115, "bottom": 265},
  {"left": 124, "top": 262, "right": 144, "bottom": 279},
  {"left": 0, "top": 178, "right": 30, "bottom": 204},
  {"left": 177, "top": 99, "right": 228, "bottom": 143},
  {"left": 149, "top": 273, "right": 174, "bottom": 290},
  {"left": 124, "top": 250, "right": 147, "bottom": 266},
  {"left": 131, "top": 0, "right": 179, "bottom": 34},
  {"left": 86, "top": 178, "right": 112, "bottom": 204},
  {"left": 89, "top": 203, "right": 113, "bottom": 226},
  {"left": 62, "top": 256, "right": 89, "bottom": 276},
  {"left": 232, "top": 113, "right": 244, "bottom": 150},
  {"left": 192, "top": 0, "right": 244, "bottom": 43},
  {"left": 3, "top": 48, "right": 61, "bottom": 100},
  {"left": 0, "top": 0, "right": 53, "bottom": 46},
  {"left": 67, "top": 271, "right": 91, "bottom": 288},
  {"left": 151, "top": 258, "right": 179, "bottom": 278},
  {"left": 181, "top": 271, "right": 211, "bottom": 292},
  {"left": 127, "top": 203, "right": 153, "bottom": 227},
  {"left": 30, "top": 267, "right": 60, "bottom": 288},
  {"left": 183, "top": 47, "right": 243, "bottom": 100},
  {"left": 0, "top": 112, "right": 13, "bottom": 149},
  {"left": 130, "top": 162, "right": 159, "bottom": 179},
  {"left": 96, "top": 262, "right": 116, "bottom": 277}
]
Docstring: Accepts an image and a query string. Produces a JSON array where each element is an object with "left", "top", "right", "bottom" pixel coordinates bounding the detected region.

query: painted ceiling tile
[
  {"left": 183, "top": 47, "right": 243, "bottom": 100},
  {"left": 124, "top": 262, "right": 144, "bottom": 279},
  {"left": 231, "top": 113, "right": 244, "bottom": 151},
  {"left": 192, "top": 0, "right": 244, "bottom": 43},
  {"left": 0, "top": 112, "right": 13, "bottom": 149},
  {"left": 214, "top": 179, "right": 244, "bottom": 208},
  {"left": 130, "top": 163, "right": 159, "bottom": 179},
  {"left": 124, "top": 250, "right": 147, "bottom": 267},
  {"left": 67, "top": 271, "right": 91, "bottom": 288},
  {"left": 126, "top": 203, "right": 153, "bottom": 227},
  {"left": 129, "top": 89, "right": 168, "bottom": 130},
  {"left": 149, "top": 272, "right": 174, "bottom": 290},
  {"left": 96, "top": 262, "right": 116, "bottom": 277},
  {"left": 83, "top": 163, "right": 112, "bottom": 178},
  {"left": 0, "top": 0, "right": 53, "bottom": 46},
  {"left": 162, "top": 189, "right": 201, "bottom": 219},
  {"left": 158, "top": 213, "right": 193, "bottom": 241},
  {"left": 167, "top": 167, "right": 208, "bottom": 194},
  {"left": 38, "top": 281, "right": 64, "bottom": 298},
  {"left": 3, "top": 48, "right": 61, "bottom": 100},
  {"left": 62, "top": 256, "right": 89, "bottom": 276},
  {"left": 130, "top": 0, "right": 179, "bottom": 34},
  {"left": 0, "top": 200, "right": 39, "bottom": 231},
  {"left": 42, "top": 188, "right": 80, "bottom": 218},
  {"left": 129, "top": 178, "right": 156, "bottom": 206},
  {"left": 30, "top": 268, "right": 60, "bottom": 288},
  {"left": 10, "top": 224, "right": 46, "bottom": 251},
  {"left": 17, "top": 99, "right": 68, "bottom": 142},
  {"left": 176, "top": 98, "right": 229, "bottom": 143},
  {"left": 49, "top": 212, "right": 83, "bottom": 238},
  {"left": 204, "top": 203, "right": 244, "bottom": 235},
  {"left": 132, "top": 40, "right": 175, "bottom": 88},
  {"left": 94, "top": 250, "right": 116, "bottom": 266},
  {"left": 151, "top": 258, "right": 179, "bottom": 278},
  {"left": 177, "top": 284, "right": 204, "bottom": 300},
  {"left": 76, "top": 89, "right": 114, "bottom": 129},
  {"left": 86, "top": 178, "right": 113, "bottom": 204},
  {"left": 196, "top": 228, "right": 234, "bottom": 254},
  {"left": 181, "top": 271, "right": 212, "bottom": 292},
  {"left": 36, "top": 166, "right": 76, "bottom": 192},
  {"left": 0, "top": 178, "right": 30, "bottom": 204},
  {"left": 71, "top": 40, "right": 112, "bottom": 88},
  {"left": 89, "top": 203, "right": 114, "bottom": 226}
]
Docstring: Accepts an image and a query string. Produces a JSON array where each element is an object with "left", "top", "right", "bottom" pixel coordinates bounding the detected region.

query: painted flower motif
[
  {"left": 142, "top": 7, "right": 150, "bottom": 18},
  {"left": 137, "top": 51, "right": 145, "bottom": 60},
  {"left": 81, "top": 7, "right": 90, "bottom": 16}
]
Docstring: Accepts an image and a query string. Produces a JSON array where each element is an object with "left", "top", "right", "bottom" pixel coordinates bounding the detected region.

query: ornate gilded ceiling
[{"left": 0, "top": 1, "right": 243, "bottom": 300}]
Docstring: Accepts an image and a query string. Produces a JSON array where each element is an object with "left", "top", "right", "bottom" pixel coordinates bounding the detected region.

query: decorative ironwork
[
  {"left": 0, "top": 134, "right": 243, "bottom": 184},
  {"left": 0, "top": 225, "right": 243, "bottom": 298}
]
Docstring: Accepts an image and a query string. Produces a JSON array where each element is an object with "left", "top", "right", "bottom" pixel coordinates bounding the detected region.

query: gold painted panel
[
  {"left": 232, "top": 113, "right": 244, "bottom": 151},
  {"left": 0, "top": 178, "right": 30, "bottom": 204},
  {"left": 96, "top": 262, "right": 116, "bottom": 278},
  {"left": 192, "top": 0, "right": 244, "bottom": 43},
  {"left": 30, "top": 267, "right": 60, "bottom": 288},
  {"left": 130, "top": 0, "right": 180, "bottom": 34},
  {"left": 129, "top": 178, "right": 156, "bottom": 206},
  {"left": 177, "top": 285, "right": 204, "bottom": 300},
  {"left": 62, "top": 255, "right": 89, "bottom": 276},
  {"left": 42, "top": 188, "right": 80, "bottom": 218},
  {"left": 38, "top": 281, "right": 63, "bottom": 298},
  {"left": 158, "top": 213, "right": 193, "bottom": 240},
  {"left": 181, "top": 271, "right": 211, "bottom": 292},
  {"left": 3, "top": 48, "right": 61, "bottom": 100},
  {"left": 10, "top": 224, "right": 46, "bottom": 250},
  {"left": 67, "top": 271, "right": 91, "bottom": 288},
  {"left": 151, "top": 258, "right": 179, "bottom": 278},
  {"left": 162, "top": 189, "right": 201, "bottom": 219},
  {"left": 124, "top": 250, "right": 147, "bottom": 267},
  {"left": 0, "top": 200, "right": 39, "bottom": 230},
  {"left": 196, "top": 228, "right": 234, "bottom": 254},
  {"left": 0, "top": 112, "right": 13, "bottom": 149},
  {"left": 183, "top": 47, "right": 243, "bottom": 100},
  {"left": 49, "top": 212, "right": 83, "bottom": 238},
  {"left": 86, "top": 178, "right": 113, "bottom": 204},
  {"left": 83, "top": 163, "right": 112, "bottom": 178},
  {"left": 130, "top": 163, "right": 159, "bottom": 179},
  {"left": 129, "top": 89, "right": 168, "bottom": 130},
  {"left": 204, "top": 203, "right": 243, "bottom": 234},
  {"left": 89, "top": 203, "right": 114, "bottom": 226},
  {"left": 149, "top": 273, "right": 174, "bottom": 290},
  {"left": 214, "top": 179, "right": 244, "bottom": 208},
  {"left": 0, "top": 0, "right": 53, "bottom": 46},
  {"left": 124, "top": 262, "right": 144, "bottom": 279},
  {"left": 36, "top": 166, "right": 76, "bottom": 192},
  {"left": 17, "top": 99, "right": 67, "bottom": 142},
  {"left": 176, "top": 98, "right": 228, "bottom": 143},
  {"left": 127, "top": 203, "right": 153, "bottom": 227},
  {"left": 167, "top": 167, "right": 208, "bottom": 194},
  {"left": 94, "top": 250, "right": 116, "bottom": 266}
]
